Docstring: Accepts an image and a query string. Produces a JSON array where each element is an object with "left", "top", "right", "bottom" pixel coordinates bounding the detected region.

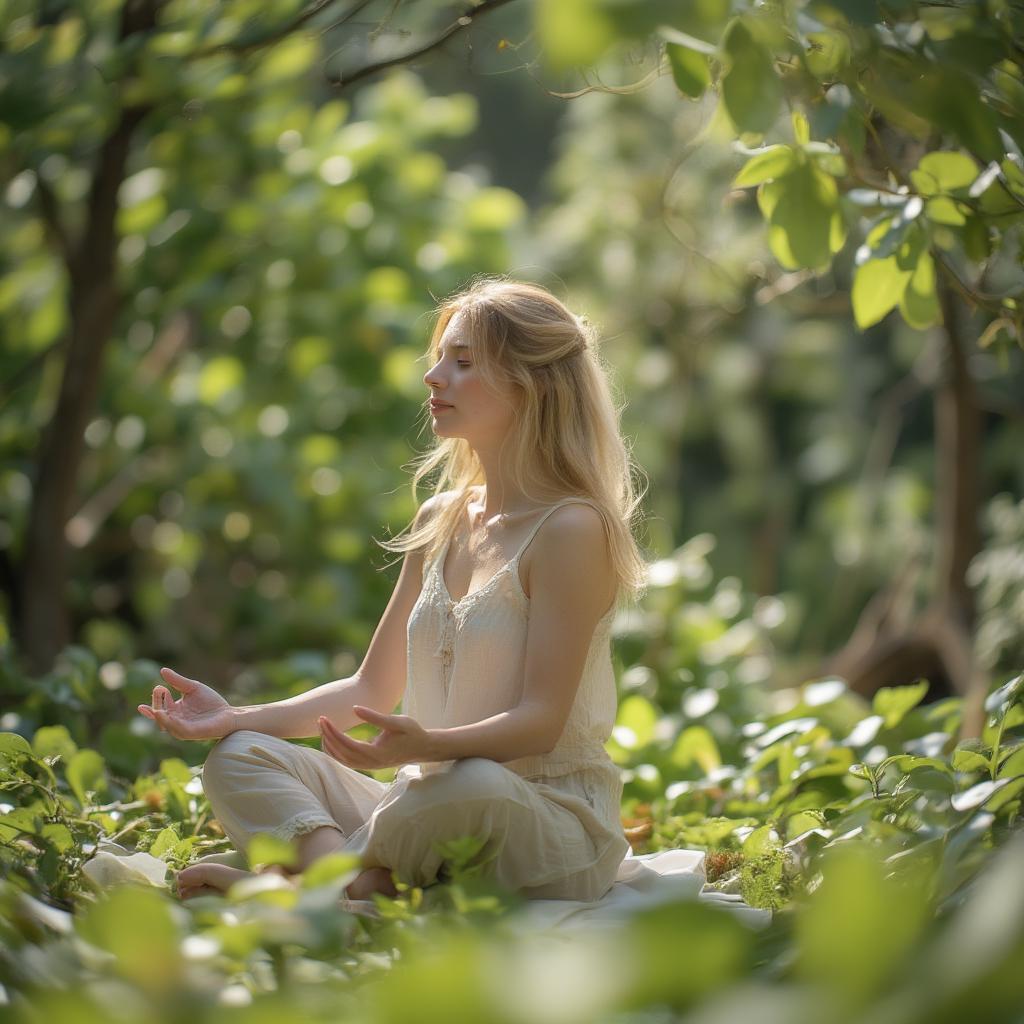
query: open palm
[{"left": 137, "top": 668, "right": 235, "bottom": 740}]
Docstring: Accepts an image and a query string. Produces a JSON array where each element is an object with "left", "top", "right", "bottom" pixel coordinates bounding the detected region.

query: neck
[{"left": 469, "top": 445, "right": 533, "bottom": 520}]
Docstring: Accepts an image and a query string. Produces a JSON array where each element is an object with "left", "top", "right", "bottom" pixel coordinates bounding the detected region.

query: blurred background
[
  {"left": 1, "top": 0, "right": 1022, "bottom": 763},
  {"left": 2, "top": 7, "right": 1024, "bottom": 1021}
]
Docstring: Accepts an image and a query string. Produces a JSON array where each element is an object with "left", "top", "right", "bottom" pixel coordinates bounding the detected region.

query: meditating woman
[{"left": 138, "top": 276, "right": 649, "bottom": 903}]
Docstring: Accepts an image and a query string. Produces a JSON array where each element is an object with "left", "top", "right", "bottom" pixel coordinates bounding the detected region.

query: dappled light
[{"left": 2, "top": 0, "right": 1024, "bottom": 1022}]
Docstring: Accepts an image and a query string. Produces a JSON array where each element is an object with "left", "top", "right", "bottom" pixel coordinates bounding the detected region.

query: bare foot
[
  {"left": 176, "top": 862, "right": 299, "bottom": 899},
  {"left": 175, "top": 863, "right": 255, "bottom": 900},
  {"left": 345, "top": 866, "right": 398, "bottom": 901}
]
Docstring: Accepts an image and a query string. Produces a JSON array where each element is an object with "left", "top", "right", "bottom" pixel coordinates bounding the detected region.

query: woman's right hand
[{"left": 137, "top": 667, "right": 237, "bottom": 741}]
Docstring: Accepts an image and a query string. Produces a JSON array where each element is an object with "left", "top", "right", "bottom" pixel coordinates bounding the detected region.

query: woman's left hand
[{"left": 319, "top": 706, "right": 440, "bottom": 770}]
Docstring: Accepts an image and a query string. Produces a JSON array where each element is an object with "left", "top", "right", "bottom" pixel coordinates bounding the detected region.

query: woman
[{"left": 138, "top": 276, "right": 649, "bottom": 904}]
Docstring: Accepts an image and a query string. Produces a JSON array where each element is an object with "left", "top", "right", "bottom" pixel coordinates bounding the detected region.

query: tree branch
[
  {"left": 325, "top": 0, "right": 518, "bottom": 89},
  {"left": 32, "top": 174, "right": 74, "bottom": 270},
  {"left": 192, "top": 0, "right": 368, "bottom": 58}
]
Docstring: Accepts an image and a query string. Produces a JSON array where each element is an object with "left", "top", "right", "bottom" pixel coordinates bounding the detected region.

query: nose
[{"left": 423, "top": 359, "right": 445, "bottom": 392}]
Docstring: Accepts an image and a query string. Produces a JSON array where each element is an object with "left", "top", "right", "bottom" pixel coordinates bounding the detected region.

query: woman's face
[{"left": 423, "top": 309, "right": 518, "bottom": 446}]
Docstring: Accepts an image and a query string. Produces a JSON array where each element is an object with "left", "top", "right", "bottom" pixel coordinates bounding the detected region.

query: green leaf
[
  {"left": 0, "top": 732, "right": 33, "bottom": 766},
  {"left": 899, "top": 250, "right": 941, "bottom": 329},
  {"left": 910, "top": 151, "right": 978, "bottom": 196},
  {"left": 66, "top": 749, "right": 108, "bottom": 805},
  {"left": 0, "top": 807, "right": 43, "bottom": 842},
  {"left": 796, "top": 844, "right": 930, "bottom": 1001},
  {"left": 925, "top": 195, "right": 968, "bottom": 225},
  {"left": 536, "top": 0, "right": 615, "bottom": 69},
  {"left": 952, "top": 747, "right": 991, "bottom": 774},
  {"left": 851, "top": 255, "right": 913, "bottom": 329},
  {"left": 616, "top": 695, "right": 658, "bottom": 749},
  {"left": 742, "top": 824, "right": 781, "bottom": 857},
  {"left": 670, "top": 725, "right": 722, "bottom": 774},
  {"left": 792, "top": 111, "right": 810, "bottom": 145},
  {"left": 951, "top": 778, "right": 1011, "bottom": 811},
  {"left": 985, "top": 673, "right": 1024, "bottom": 715},
  {"left": 40, "top": 822, "right": 74, "bottom": 853},
  {"left": 32, "top": 725, "right": 78, "bottom": 762},
  {"left": 761, "top": 162, "right": 845, "bottom": 270},
  {"left": 150, "top": 826, "right": 180, "bottom": 859},
  {"left": 997, "top": 745, "right": 1024, "bottom": 779},
  {"left": 785, "top": 809, "right": 827, "bottom": 839},
  {"left": 666, "top": 43, "right": 710, "bottom": 99},
  {"left": 872, "top": 680, "right": 930, "bottom": 728},
  {"left": 248, "top": 832, "right": 299, "bottom": 870},
  {"left": 76, "top": 887, "right": 183, "bottom": 997},
  {"left": 721, "top": 18, "right": 782, "bottom": 133},
  {"left": 805, "top": 30, "right": 851, "bottom": 78},
  {"left": 986, "top": 775, "right": 1024, "bottom": 812},
  {"left": 732, "top": 145, "right": 797, "bottom": 187},
  {"left": 301, "top": 852, "right": 362, "bottom": 888},
  {"left": 621, "top": 904, "right": 753, "bottom": 1008}
]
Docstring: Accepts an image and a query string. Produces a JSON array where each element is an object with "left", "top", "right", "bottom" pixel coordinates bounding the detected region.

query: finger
[
  {"left": 153, "top": 685, "right": 174, "bottom": 709},
  {"left": 138, "top": 704, "right": 156, "bottom": 720},
  {"left": 332, "top": 732, "right": 385, "bottom": 768},
  {"left": 322, "top": 727, "right": 376, "bottom": 769},
  {"left": 153, "top": 708, "right": 179, "bottom": 737},
  {"left": 352, "top": 705, "right": 397, "bottom": 727},
  {"left": 161, "top": 667, "right": 197, "bottom": 695},
  {"left": 335, "top": 732, "right": 375, "bottom": 754},
  {"left": 319, "top": 716, "right": 375, "bottom": 742},
  {"left": 321, "top": 730, "right": 365, "bottom": 768}
]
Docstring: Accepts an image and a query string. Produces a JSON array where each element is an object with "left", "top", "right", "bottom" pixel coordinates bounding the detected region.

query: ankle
[{"left": 345, "top": 866, "right": 398, "bottom": 900}]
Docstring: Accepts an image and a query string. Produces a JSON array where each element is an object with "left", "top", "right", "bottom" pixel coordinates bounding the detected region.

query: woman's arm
[
  {"left": 142, "top": 495, "right": 448, "bottom": 742},
  {"left": 231, "top": 498, "right": 450, "bottom": 740},
  {"left": 429, "top": 503, "right": 616, "bottom": 761}
]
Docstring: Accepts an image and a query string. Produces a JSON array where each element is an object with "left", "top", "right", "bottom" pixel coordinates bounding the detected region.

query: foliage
[
  {"left": 1, "top": 53, "right": 524, "bottom": 673},
  {"left": 531, "top": 42, "right": 1023, "bottom": 680},
  {"left": 1, "top": 558, "right": 1023, "bottom": 1021},
  {"left": 537, "top": 0, "right": 1024, "bottom": 343}
]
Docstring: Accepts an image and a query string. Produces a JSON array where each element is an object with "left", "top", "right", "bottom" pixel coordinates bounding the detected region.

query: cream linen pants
[{"left": 199, "top": 730, "right": 622, "bottom": 901}]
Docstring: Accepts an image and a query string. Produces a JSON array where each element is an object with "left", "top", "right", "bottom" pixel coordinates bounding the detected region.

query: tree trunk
[
  {"left": 823, "top": 275, "right": 988, "bottom": 738},
  {"left": 14, "top": 0, "right": 160, "bottom": 672}
]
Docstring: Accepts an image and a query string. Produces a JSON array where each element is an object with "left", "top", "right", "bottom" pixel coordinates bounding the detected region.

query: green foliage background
[{"left": 2, "top": 0, "right": 1024, "bottom": 1021}]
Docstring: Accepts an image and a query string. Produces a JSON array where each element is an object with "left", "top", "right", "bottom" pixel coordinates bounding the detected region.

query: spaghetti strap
[{"left": 510, "top": 496, "right": 605, "bottom": 569}]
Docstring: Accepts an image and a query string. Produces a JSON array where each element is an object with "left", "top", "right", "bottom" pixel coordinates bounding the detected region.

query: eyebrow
[{"left": 437, "top": 342, "right": 470, "bottom": 353}]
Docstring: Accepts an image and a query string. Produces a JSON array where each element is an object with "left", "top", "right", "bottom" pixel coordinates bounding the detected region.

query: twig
[
  {"left": 192, "top": 0, "right": 351, "bottom": 57},
  {"left": 325, "top": 0, "right": 518, "bottom": 88}
]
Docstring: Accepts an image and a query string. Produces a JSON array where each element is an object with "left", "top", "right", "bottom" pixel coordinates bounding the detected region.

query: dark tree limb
[
  {"left": 15, "top": 2, "right": 163, "bottom": 673},
  {"left": 820, "top": 271, "right": 988, "bottom": 739},
  {"left": 325, "top": 0, "right": 518, "bottom": 88},
  {"left": 32, "top": 174, "right": 74, "bottom": 268},
  {"left": 192, "top": 0, "right": 365, "bottom": 58}
]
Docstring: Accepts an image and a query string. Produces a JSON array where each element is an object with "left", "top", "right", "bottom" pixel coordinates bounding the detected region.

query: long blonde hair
[{"left": 378, "top": 275, "right": 649, "bottom": 607}]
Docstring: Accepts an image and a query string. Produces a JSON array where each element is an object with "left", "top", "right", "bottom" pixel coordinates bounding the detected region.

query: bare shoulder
[
  {"left": 413, "top": 489, "right": 461, "bottom": 528},
  {"left": 525, "top": 501, "right": 615, "bottom": 606},
  {"left": 537, "top": 502, "right": 610, "bottom": 551}
]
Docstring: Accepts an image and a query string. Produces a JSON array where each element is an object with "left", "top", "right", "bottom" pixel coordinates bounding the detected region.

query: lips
[{"left": 429, "top": 400, "right": 453, "bottom": 410}]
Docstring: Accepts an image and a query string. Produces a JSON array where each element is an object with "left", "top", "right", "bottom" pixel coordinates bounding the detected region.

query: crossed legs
[{"left": 178, "top": 730, "right": 398, "bottom": 900}]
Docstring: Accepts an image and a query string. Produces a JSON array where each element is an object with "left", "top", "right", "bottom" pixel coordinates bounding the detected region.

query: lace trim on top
[{"left": 420, "top": 496, "right": 618, "bottom": 778}]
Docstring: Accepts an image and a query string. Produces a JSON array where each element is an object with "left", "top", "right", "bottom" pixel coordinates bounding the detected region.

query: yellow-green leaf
[
  {"left": 666, "top": 43, "right": 710, "bottom": 99},
  {"left": 721, "top": 18, "right": 782, "bottom": 133},
  {"left": 899, "top": 250, "right": 942, "bottom": 329},
  {"left": 852, "top": 255, "right": 913, "bottom": 329},
  {"left": 732, "top": 145, "right": 797, "bottom": 187},
  {"left": 910, "top": 151, "right": 978, "bottom": 195},
  {"left": 670, "top": 725, "right": 722, "bottom": 775}
]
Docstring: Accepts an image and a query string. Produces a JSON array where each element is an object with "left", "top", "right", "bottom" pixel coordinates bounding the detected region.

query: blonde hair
[{"left": 378, "top": 275, "right": 649, "bottom": 607}]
